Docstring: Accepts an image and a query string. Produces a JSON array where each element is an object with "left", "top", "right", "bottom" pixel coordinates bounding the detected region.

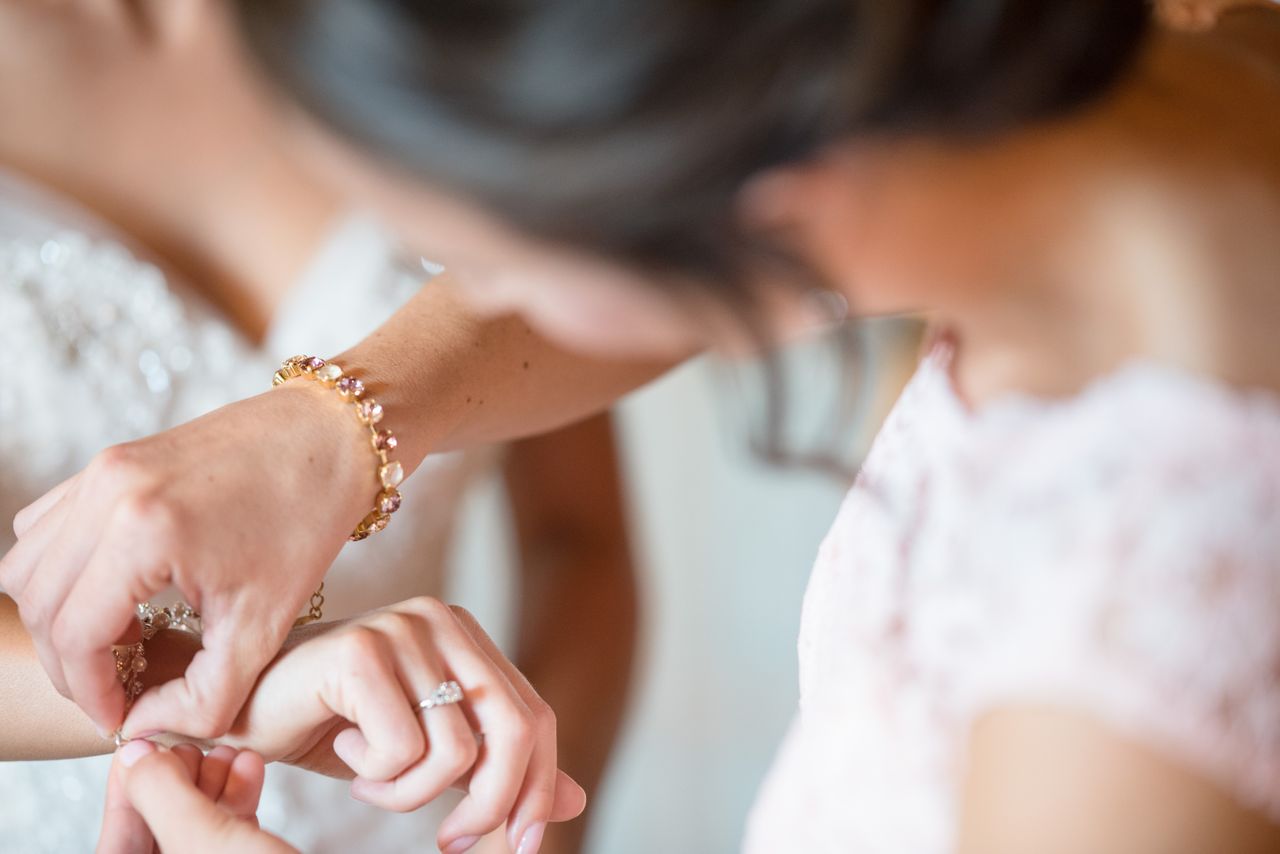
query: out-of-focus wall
[{"left": 448, "top": 321, "right": 919, "bottom": 853}]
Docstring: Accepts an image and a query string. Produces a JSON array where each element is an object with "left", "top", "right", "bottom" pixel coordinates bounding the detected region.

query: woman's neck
[{"left": 943, "top": 23, "right": 1280, "bottom": 409}]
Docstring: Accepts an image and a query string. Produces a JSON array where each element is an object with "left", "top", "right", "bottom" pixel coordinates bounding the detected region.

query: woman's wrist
[
  {"left": 266, "top": 381, "right": 378, "bottom": 527},
  {"left": 140, "top": 629, "right": 205, "bottom": 691},
  {"left": 272, "top": 355, "right": 406, "bottom": 540}
]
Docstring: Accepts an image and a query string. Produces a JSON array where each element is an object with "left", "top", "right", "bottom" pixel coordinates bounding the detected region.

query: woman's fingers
[
  {"left": 349, "top": 613, "right": 479, "bottom": 812},
  {"left": 53, "top": 532, "right": 171, "bottom": 734},
  {"left": 323, "top": 626, "right": 427, "bottom": 781},
  {"left": 0, "top": 497, "right": 82, "bottom": 699},
  {"left": 170, "top": 742, "right": 204, "bottom": 781},
  {"left": 123, "top": 600, "right": 285, "bottom": 739},
  {"left": 219, "top": 749, "right": 267, "bottom": 824},
  {"left": 399, "top": 605, "right": 540, "bottom": 853},
  {"left": 197, "top": 745, "right": 239, "bottom": 802},
  {"left": 550, "top": 770, "right": 589, "bottom": 822},
  {"left": 97, "top": 744, "right": 160, "bottom": 854},
  {"left": 448, "top": 606, "right": 579, "bottom": 853},
  {"left": 118, "top": 743, "right": 294, "bottom": 854},
  {"left": 12, "top": 471, "right": 78, "bottom": 538}
]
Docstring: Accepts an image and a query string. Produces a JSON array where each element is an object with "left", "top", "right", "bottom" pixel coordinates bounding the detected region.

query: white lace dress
[
  {"left": 0, "top": 170, "right": 497, "bottom": 852},
  {"left": 745, "top": 340, "right": 1280, "bottom": 852}
]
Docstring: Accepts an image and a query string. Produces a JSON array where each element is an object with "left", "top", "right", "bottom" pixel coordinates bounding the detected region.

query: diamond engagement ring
[{"left": 414, "top": 680, "right": 464, "bottom": 713}]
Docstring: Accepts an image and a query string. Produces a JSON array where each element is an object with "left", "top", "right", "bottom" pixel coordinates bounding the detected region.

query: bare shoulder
[{"left": 958, "top": 706, "right": 1280, "bottom": 854}]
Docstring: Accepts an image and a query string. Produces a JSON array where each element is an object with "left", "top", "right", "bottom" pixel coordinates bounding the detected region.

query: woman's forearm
[
  {"left": 0, "top": 594, "right": 114, "bottom": 758},
  {"left": 0, "top": 595, "right": 199, "bottom": 759},
  {"left": 332, "top": 277, "right": 678, "bottom": 476}
]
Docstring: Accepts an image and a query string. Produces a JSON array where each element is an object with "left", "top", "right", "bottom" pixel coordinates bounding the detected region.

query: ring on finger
[{"left": 413, "top": 680, "right": 464, "bottom": 713}]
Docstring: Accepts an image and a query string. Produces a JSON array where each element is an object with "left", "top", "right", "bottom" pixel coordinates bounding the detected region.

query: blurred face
[
  {"left": 740, "top": 135, "right": 1067, "bottom": 320},
  {"left": 309, "top": 132, "right": 841, "bottom": 360},
  {"left": 302, "top": 114, "right": 1058, "bottom": 361}
]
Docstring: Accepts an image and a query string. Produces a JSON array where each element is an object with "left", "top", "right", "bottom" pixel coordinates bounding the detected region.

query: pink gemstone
[
  {"left": 379, "top": 491, "right": 402, "bottom": 514},
  {"left": 369, "top": 516, "right": 389, "bottom": 533},
  {"left": 374, "top": 429, "right": 397, "bottom": 451},
  {"left": 358, "top": 400, "right": 384, "bottom": 424},
  {"left": 305, "top": 356, "right": 325, "bottom": 370},
  {"left": 348, "top": 378, "right": 365, "bottom": 397},
  {"left": 337, "top": 377, "right": 354, "bottom": 394}
]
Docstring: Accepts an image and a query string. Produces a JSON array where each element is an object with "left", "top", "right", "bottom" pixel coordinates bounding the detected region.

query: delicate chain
[{"left": 300, "top": 582, "right": 326, "bottom": 627}]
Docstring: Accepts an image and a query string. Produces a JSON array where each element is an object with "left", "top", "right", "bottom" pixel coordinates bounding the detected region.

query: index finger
[
  {"left": 123, "top": 607, "right": 284, "bottom": 739},
  {"left": 13, "top": 472, "right": 79, "bottom": 539},
  {"left": 52, "top": 538, "right": 171, "bottom": 733}
]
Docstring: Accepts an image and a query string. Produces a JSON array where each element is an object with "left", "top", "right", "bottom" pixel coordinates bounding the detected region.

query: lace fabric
[{"left": 745, "top": 343, "right": 1280, "bottom": 853}]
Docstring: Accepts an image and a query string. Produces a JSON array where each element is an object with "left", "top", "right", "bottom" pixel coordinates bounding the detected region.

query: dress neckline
[{"left": 924, "top": 330, "right": 1280, "bottom": 433}]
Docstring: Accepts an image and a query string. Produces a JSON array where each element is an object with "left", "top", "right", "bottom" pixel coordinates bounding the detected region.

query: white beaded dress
[{"left": 0, "top": 168, "right": 497, "bottom": 852}]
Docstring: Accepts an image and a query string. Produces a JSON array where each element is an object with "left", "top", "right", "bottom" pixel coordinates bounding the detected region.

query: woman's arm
[
  {"left": 0, "top": 594, "right": 200, "bottom": 759},
  {"left": 333, "top": 278, "right": 675, "bottom": 469},
  {"left": 958, "top": 706, "right": 1280, "bottom": 854},
  {"left": 503, "top": 412, "right": 639, "bottom": 854},
  {"left": 0, "top": 276, "right": 677, "bottom": 742}
]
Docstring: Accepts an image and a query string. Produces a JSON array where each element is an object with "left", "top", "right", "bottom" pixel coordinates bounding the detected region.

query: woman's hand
[
  {"left": 210, "top": 597, "right": 586, "bottom": 854},
  {"left": 0, "top": 383, "right": 373, "bottom": 740},
  {"left": 97, "top": 740, "right": 292, "bottom": 854}
]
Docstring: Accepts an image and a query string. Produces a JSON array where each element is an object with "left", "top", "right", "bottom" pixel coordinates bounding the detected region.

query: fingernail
[
  {"left": 517, "top": 823, "right": 546, "bottom": 854},
  {"left": 441, "top": 836, "right": 480, "bottom": 854},
  {"left": 123, "top": 729, "right": 162, "bottom": 741},
  {"left": 118, "top": 739, "right": 155, "bottom": 768}
]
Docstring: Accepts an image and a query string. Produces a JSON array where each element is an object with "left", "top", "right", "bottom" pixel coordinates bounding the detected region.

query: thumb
[
  {"left": 119, "top": 743, "right": 294, "bottom": 854},
  {"left": 124, "top": 615, "right": 279, "bottom": 739}
]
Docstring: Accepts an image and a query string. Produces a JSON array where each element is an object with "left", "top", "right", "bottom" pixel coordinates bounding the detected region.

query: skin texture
[{"left": 0, "top": 3, "right": 639, "bottom": 848}]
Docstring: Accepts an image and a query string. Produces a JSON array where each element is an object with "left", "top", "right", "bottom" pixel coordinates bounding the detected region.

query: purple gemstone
[
  {"left": 337, "top": 376, "right": 366, "bottom": 398},
  {"left": 379, "top": 491, "right": 402, "bottom": 514},
  {"left": 306, "top": 356, "right": 325, "bottom": 370},
  {"left": 374, "top": 429, "right": 397, "bottom": 451}
]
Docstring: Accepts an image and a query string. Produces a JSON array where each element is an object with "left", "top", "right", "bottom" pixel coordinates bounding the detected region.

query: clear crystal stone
[{"left": 379, "top": 461, "right": 404, "bottom": 488}]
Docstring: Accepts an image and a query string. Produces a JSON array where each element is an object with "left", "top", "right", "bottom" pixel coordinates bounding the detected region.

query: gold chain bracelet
[{"left": 272, "top": 355, "right": 404, "bottom": 541}]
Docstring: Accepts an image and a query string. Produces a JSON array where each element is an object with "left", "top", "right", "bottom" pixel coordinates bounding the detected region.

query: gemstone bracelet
[{"left": 273, "top": 355, "right": 404, "bottom": 541}]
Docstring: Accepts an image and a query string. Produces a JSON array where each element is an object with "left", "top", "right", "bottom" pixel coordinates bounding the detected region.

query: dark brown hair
[{"left": 234, "top": 0, "right": 1147, "bottom": 292}]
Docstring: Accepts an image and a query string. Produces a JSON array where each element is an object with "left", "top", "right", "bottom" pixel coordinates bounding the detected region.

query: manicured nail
[
  {"left": 118, "top": 739, "right": 155, "bottom": 768},
  {"left": 517, "top": 822, "right": 546, "bottom": 854},
  {"left": 441, "top": 836, "right": 480, "bottom": 854}
]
